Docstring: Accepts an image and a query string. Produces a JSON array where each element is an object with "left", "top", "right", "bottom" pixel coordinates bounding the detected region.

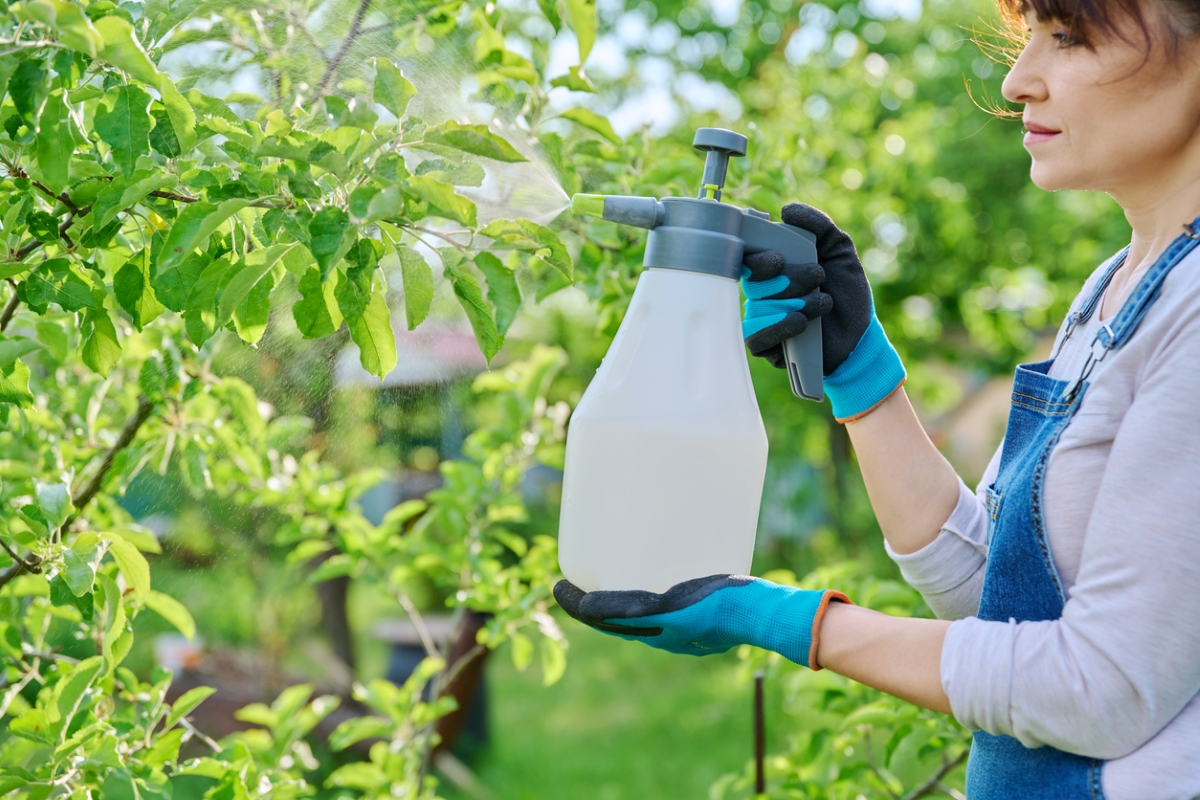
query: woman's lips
[{"left": 1023, "top": 121, "right": 1061, "bottom": 145}]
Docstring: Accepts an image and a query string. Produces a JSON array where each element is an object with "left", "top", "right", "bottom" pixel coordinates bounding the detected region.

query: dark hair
[{"left": 994, "top": 0, "right": 1200, "bottom": 55}]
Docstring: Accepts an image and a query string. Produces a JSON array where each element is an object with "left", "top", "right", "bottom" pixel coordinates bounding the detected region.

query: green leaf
[
  {"left": 549, "top": 65, "right": 596, "bottom": 93},
  {"left": 80, "top": 308, "right": 121, "bottom": 374},
  {"left": 294, "top": 267, "right": 343, "bottom": 339},
  {"left": 114, "top": 249, "right": 165, "bottom": 331},
  {"left": 371, "top": 58, "right": 417, "bottom": 117},
  {"left": 336, "top": 261, "right": 396, "bottom": 379},
  {"left": 446, "top": 265, "right": 502, "bottom": 364},
  {"left": 165, "top": 686, "right": 216, "bottom": 730},
  {"left": 540, "top": 637, "right": 567, "bottom": 686},
  {"left": 324, "top": 95, "right": 377, "bottom": 130},
  {"left": 558, "top": 106, "right": 619, "bottom": 144},
  {"left": 50, "top": 572, "right": 94, "bottom": 619},
  {"left": 34, "top": 320, "right": 67, "bottom": 361},
  {"left": 365, "top": 187, "right": 404, "bottom": 222},
  {"left": 144, "top": 728, "right": 185, "bottom": 769},
  {"left": 94, "top": 85, "right": 153, "bottom": 176},
  {"left": 35, "top": 90, "right": 71, "bottom": 194},
  {"left": 146, "top": 590, "right": 196, "bottom": 640},
  {"left": 13, "top": 0, "right": 102, "bottom": 56},
  {"left": 423, "top": 121, "right": 527, "bottom": 163},
  {"left": 217, "top": 244, "right": 293, "bottom": 328},
  {"left": 232, "top": 264, "right": 279, "bottom": 344},
  {"left": 36, "top": 480, "right": 69, "bottom": 529},
  {"left": 564, "top": 0, "right": 597, "bottom": 62},
  {"left": 93, "top": 173, "right": 178, "bottom": 229},
  {"left": 182, "top": 256, "right": 233, "bottom": 346},
  {"left": 0, "top": 336, "right": 41, "bottom": 368},
  {"left": 308, "top": 207, "right": 351, "bottom": 279},
  {"left": 63, "top": 535, "right": 103, "bottom": 596},
  {"left": 159, "top": 79, "right": 196, "bottom": 151},
  {"left": 23, "top": 258, "right": 99, "bottom": 312},
  {"left": 399, "top": 245, "right": 435, "bottom": 330},
  {"left": 0, "top": 360, "right": 33, "bottom": 407},
  {"left": 414, "top": 158, "right": 486, "bottom": 187},
  {"left": 475, "top": 252, "right": 520, "bottom": 334},
  {"left": 406, "top": 176, "right": 476, "bottom": 226},
  {"left": 94, "top": 16, "right": 162, "bottom": 85},
  {"left": 9, "top": 59, "right": 48, "bottom": 122},
  {"left": 55, "top": 656, "right": 103, "bottom": 731},
  {"left": 106, "top": 537, "right": 150, "bottom": 603},
  {"left": 479, "top": 218, "right": 573, "bottom": 279},
  {"left": 108, "top": 525, "right": 162, "bottom": 554},
  {"left": 159, "top": 199, "right": 251, "bottom": 275},
  {"left": 328, "top": 715, "right": 394, "bottom": 751},
  {"left": 99, "top": 574, "right": 127, "bottom": 669},
  {"left": 149, "top": 103, "right": 181, "bottom": 157},
  {"left": 152, "top": 251, "right": 208, "bottom": 312},
  {"left": 9, "top": 709, "right": 53, "bottom": 743}
]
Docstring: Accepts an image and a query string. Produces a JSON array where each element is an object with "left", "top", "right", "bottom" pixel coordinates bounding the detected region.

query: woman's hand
[
  {"left": 741, "top": 203, "right": 906, "bottom": 421},
  {"left": 554, "top": 575, "right": 850, "bottom": 669}
]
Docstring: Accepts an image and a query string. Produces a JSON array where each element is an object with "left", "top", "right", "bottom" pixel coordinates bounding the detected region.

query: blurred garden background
[{"left": 0, "top": 0, "right": 1133, "bottom": 796}]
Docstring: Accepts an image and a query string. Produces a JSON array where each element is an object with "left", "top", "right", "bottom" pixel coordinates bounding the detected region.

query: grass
[{"left": 442, "top": 619, "right": 789, "bottom": 800}]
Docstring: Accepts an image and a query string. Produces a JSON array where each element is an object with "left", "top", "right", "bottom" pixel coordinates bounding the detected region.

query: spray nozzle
[{"left": 570, "top": 194, "right": 665, "bottom": 229}]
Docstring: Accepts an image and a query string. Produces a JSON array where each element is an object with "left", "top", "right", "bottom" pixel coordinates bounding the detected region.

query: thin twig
[
  {"left": 317, "top": 0, "right": 372, "bottom": 95},
  {"left": 900, "top": 750, "right": 969, "bottom": 800},
  {"left": 178, "top": 715, "right": 223, "bottom": 753},
  {"left": 396, "top": 591, "right": 442, "bottom": 660},
  {"left": 21, "top": 648, "right": 79, "bottom": 665},
  {"left": 407, "top": 225, "right": 472, "bottom": 254},
  {"left": 30, "top": 179, "right": 81, "bottom": 215},
  {"left": 438, "top": 642, "right": 486, "bottom": 692},
  {"left": 0, "top": 395, "right": 150, "bottom": 587},
  {"left": 0, "top": 281, "right": 19, "bottom": 332}
]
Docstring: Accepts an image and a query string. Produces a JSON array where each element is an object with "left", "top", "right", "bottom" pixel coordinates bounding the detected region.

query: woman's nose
[{"left": 1002, "top": 45, "right": 1049, "bottom": 105}]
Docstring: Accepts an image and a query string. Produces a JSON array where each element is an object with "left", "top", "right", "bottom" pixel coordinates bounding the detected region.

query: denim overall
[{"left": 965, "top": 219, "right": 1200, "bottom": 799}]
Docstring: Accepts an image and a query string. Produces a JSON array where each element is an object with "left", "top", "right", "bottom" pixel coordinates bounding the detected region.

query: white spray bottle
[{"left": 557, "top": 128, "right": 825, "bottom": 593}]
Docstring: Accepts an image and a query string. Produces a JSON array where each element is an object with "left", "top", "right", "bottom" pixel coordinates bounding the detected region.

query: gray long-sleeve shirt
[{"left": 888, "top": 251, "right": 1200, "bottom": 799}]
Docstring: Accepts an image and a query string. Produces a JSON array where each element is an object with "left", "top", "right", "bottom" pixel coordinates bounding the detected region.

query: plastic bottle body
[{"left": 557, "top": 268, "right": 769, "bottom": 593}]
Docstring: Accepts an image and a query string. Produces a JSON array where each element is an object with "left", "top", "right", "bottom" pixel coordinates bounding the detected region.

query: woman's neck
[{"left": 1101, "top": 170, "right": 1200, "bottom": 319}]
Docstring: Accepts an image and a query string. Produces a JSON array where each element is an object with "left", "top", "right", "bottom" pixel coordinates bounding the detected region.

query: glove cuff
[
  {"left": 748, "top": 585, "right": 852, "bottom": 669},
  {"left": 824, "top": 315, "right": 906, "bottom": 422}
]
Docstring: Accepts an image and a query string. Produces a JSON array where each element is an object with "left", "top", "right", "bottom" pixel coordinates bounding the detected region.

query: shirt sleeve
[
  {"left": 886, "top": 447, "right": 999, "bottom": 620},
  {"left": 942, "top": 309, "right": 1200, "bottom": 759}
]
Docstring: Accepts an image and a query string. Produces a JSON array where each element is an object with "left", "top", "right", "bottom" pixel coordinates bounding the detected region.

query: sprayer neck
[{"left": 698, "top": 151, "right": 729, "bottom": 201}]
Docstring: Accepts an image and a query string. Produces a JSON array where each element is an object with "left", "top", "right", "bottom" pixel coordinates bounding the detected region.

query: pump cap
[{"left": 693, "top": 128, "right": 747, "bottom": 157}]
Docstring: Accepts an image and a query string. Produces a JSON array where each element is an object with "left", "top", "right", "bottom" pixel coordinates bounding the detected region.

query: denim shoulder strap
[
  {"left": 1065, "top": 217, "right": 1200, "bottom": 399},
  {"left": 1052, "top": 248, "right": 1127, "bottom": 358}
]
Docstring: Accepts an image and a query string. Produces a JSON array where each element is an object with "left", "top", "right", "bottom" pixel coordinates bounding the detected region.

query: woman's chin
[{"left": 1028, "top": 162, "right": 1080, "bottom": 192}]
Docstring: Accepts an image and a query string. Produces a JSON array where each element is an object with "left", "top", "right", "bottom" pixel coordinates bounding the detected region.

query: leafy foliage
[{"left": 0, "top": 0, "right": 1139, "bottom": 794}]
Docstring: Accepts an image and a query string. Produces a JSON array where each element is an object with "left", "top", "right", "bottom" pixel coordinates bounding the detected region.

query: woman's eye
[{"left": 1051, "top": 29, "right": 1080, "bottom": 47}]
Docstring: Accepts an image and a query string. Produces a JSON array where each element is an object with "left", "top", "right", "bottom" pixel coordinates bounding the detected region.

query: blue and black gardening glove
[
  {"left": 741, "top": 202, "right": 906, "bottom": 421},
  {"left": 553, "top": 575, "right": 850, "bottom": 669}
]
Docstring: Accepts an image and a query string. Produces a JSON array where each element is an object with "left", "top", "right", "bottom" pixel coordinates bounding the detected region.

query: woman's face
[{"left": 1001, "top": 6, "right": 1200, "bottom": 196}]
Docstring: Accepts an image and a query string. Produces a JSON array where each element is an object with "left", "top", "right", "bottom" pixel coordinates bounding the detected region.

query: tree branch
[
  {"left": 900, "top": 750, "right": 969, "bottom": 800},
  {"left": 149, "top": 189, "right": 198, "bottom": 203},
  {"left": 317, "top": 0, "right": 373, "bottom": 95},
  {"left": 69, "top": 395, "right": 156, "bottom": 514}
]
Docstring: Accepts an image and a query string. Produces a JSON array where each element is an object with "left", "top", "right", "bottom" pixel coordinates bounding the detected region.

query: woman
[{"left": 554, "top": 0, "right": 1200, "bottom": 796}]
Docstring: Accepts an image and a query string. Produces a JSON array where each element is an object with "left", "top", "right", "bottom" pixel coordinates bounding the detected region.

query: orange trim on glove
[
  {"left": 807, "top": 590, "right": 853, "bottom": 670},
  {"left": 833, "top": 379, "right": 906, "bottom": 424}
]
